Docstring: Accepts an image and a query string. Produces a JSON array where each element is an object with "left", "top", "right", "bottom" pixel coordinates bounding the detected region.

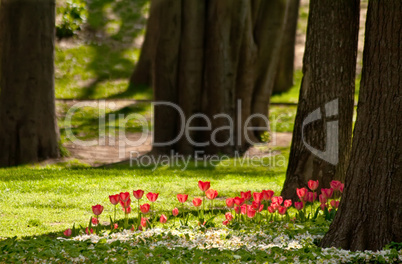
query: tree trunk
[
  {"left": 149, "top": 0, "right": 290, "bottom": 156},
  {"left": 273, "top": 0, "right": 300, "bottom": 94},
  {"left": 321, "top": 0, "right": 402, "bottom": 251},
  {"left": 281, "top": 0, "right": 360, "bottom": 200},
  {"left": 0, "top": 0, "right": 60, "bottom": 167}
]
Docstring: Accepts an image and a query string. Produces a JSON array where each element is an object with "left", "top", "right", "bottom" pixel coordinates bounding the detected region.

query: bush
[{"left": 56, "top": 0, "right": 87, "bottom": 39}]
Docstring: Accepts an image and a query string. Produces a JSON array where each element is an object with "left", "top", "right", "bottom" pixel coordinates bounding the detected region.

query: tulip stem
[{"left": 114, "top": 205, "right": 116, "bottom": 223}]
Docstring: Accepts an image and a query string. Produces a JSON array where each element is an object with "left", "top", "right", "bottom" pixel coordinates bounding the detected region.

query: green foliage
[{"left": 56, "top": 0, "right": 88, "bottom": 39}]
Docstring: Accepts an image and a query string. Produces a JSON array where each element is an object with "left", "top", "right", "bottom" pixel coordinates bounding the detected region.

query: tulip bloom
[
  {"left": 140, "top": 203, "right": 150, "bottom": 213},
  {"left": 278, "top": 206, "right": 287, "bottom": 215},
  {"left": 296, "top": 188, "right": 308, "bottom": 201},
  {"left": 146, "top": 192, "right": 159, "bottom": 202},
  {"left": 234, "top": 206, "right": 241, "bottom": 214},
  {"left": 320, "top": 203, "right": 328, "bottom": 211},
  {"left": 205, "top": 189, "right": 218, "bottom": 200},
  {"left": 308, "top": 180, "right": 319, "bottom": 191},
  {"left": 109, "top": 194, "right": 120, "bottom": 205},
  {"left": 330, "top": 180, "right": 342, "bottom": 191},
  {"left": 177, "top": 194, "right": 188, "bottom": 203},
  {"left": 91, "top": 217, "right": 99, "bottom": 225},
  {"left": 306, "top": 192, "right": 317, "bottom": 203},
  {"left": 267, "top": 206, "right": 275, "bottom": 213},
  {"left": 133, "top": 190, "right": 144, "bottom": 200},
  {"left": 319, "top": 194, "right": 327, "bottom": 204},
  {"left": 120, "top": 198, "right": 131, "bottom": 209},
  {"left": 240, "top": 204, "right": 247, "bottom": 215},
  {"left": 284, "top": 199, "right": 292, "bottom": 208},
  {"left": 340, "top": 183, "right": 344, "bottom": 193},
  {"left": 92, "top": 204, "right": 104, "bottom": 216},
  {"left": 321, "top": 188, "right": 334, "bottom": 199},
  {"left": 271, "top": 196, "right": 283, "bottom": 205},
  {"left": 294, "top": 201, "right": 303, "bottom": 210},
  {"left": 247, "top": 208, "right": 257, "bottom": 218},
  {"left": 160, "top": 214, "right": 167, "bottom": 224},
  {"left": 253, "top": 192, "right": 263, "bottom": 203},
  {"left": 192, "top": 197, "right": 202, "bottom": 207},
  {"left": 119, "top": 192, "right": 130, "bottom": 203},
  {"left": 222, "top": 220, "right": 229, "bottom": 226},
  {"left": 225, "top": 212, "right": 233, "bottom": 221},
  {"left": 63, "top": 228, "right": 72, "bottom": 237},
  {"left": 262, "top": 190, "right": 274, "bottom": 201},
  {"left": 234, "top": 197, "right": 245, "bottom": 206},
  {"left": 141, "top": 217, "right": 147, "bottom": 227},
  {"left": 113, "top": 223, "right": 118, "bottom": 229},
  {"left": 240, "top": 191, "right": 252, "bottom": 201},
  {"left": 198, "top": 181, "right": 210, "bottom": 192},
  {"left": 330, "top": 200, "right": 340, "bottom": 209},
  {"left": 85, "top": 227, "right": 94, "bottom": 235},
  {"left": 172, "top": 207, "right": 179, "bottom": 216},
  {"left": 225, "top": 198, "right": 234, "bottom": 208},
  {"left": 123, "top": 206, "right": 131, "bottom": 214}
]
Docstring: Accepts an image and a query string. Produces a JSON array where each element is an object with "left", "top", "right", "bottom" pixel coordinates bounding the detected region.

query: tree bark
[
  {"left": 0, "top": 0, "right": 60, "bottom": 167},
  {"left": 148, "top": 0, "right": 290, "bottom": 156},
  {"left": 281, "top": 0, "right": 360, "bottom": 200},
  {"left": 321, "top": 0, "right": 402, "bottom": 251},
  {"left": 273, "top": 0, "right": 300, "bottom": 94}
]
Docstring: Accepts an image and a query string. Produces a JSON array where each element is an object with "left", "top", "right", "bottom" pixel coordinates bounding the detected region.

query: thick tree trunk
[
  {"left": 281, "top": 0, "right": 360, "bottom": 200},
  {"left": 321, "top": 0, "right": 402, "bottom": 251},
  {"left": 149, "top": 0, "right": 290, "bottom": 156},
  {"left": 273, "top": 0, "right": 300, "bottom": 94},
  {"left": 0, "top": 0, "right": 60, "bottom": 167}
]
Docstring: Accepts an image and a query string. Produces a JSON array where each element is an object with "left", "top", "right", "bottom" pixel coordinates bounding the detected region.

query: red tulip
[
  {"left": 85, "top": 227, "right": 94, "bottom": 235},
  {"left": 205, "top": 189, "right": 218, "bottom": 200},
  {"left": 241, "top": 191, "right": 252, "bottom": 201},
  {"left": 234, "top": 197, "right": 245, "bottom": 206},
  {"left": 321, "top": 188, "right": 334, "bottom": 199},
  {"left": 192, "top": 198, "right": 202, "bottom": 207},
  {"left": 172, "top": 207, "right": 179, "bottom": 216},
  {"left": 296, "top": 188, "right": 308, "bottom": 201},
  {"left": 320, "top": 203, "right": 328, "bottom": 211},
  {"left": 284, "top": 199, "right": 292, "bottom": 208},
  {"left": 198, "top": 181, "right": 210, "bottom": 192},
  {"left": 63, "top": 228, "right": 72, "bottom": 237},
  {"left": 140, "top": 203, "right": 150, "bottom": 213},
  {"left": 119, "top": 192, "right": 130, "bottom": 203},
  {"left": 92, "top": 204, "right": 104, "bottom": 216},
  {"left": 340, "top": 183, "right": 344, "bottom": 193},
  {"left": 294, "top": 201, "right": 303, "bottom": 210},
  {"left": 225, "top": 212, "right": 233, "bottom": 221},
  {"left": 247, "top": 208, "right": 257, "bottom": 218},
  {"left": 253, "top": 192, "right": 263, "bottom": 203},
  {"left": 123, "top": 206, "right": 131, "bottom": 214},
  {"left": 240, "top": 204, "right": 247, "bottom": 215},
  {"left": 91, "top": 217, "right": 99, "bottom": 225},
  {"left": 120, "top": 198, "right": 131, "bottom": 209},
  {"left": 306, "top": 192, "right": 316, "bottom": 203},
  {"left": 146, "top": 192, "right": 159, "bottom": 202},
  {"left": 113, "top": 223, "right": 118, "bottom": 229},
  {"left": 225, "top": 198, "right": 234, "bottom": 208},
  {"left": 319, "top": 194, "right": 327, "bottom": 204},
  {"left": 141, "top": 217, "right": 147, "bottom": 227},
  {"left": 160, "top": 214, "right": 167, "bottom": 224},
  {"left": 271, "top": 202, "right": 280, "bottom": 211},
  {"left": 330, "top": 180, "right": 342, "bottom": 191},
  {"left": 308, "top": 180, "right": 319, "bottom": 191},
  {"left": 271, "top": 196, "right": 283, "bottom": 205},
  {"left": 267, "top": 206, "right": 275, "bottom": 213},
  {"left": 330, "top": 200, "right": 340, "bottom": 209},
  {"left": 222, "top": 220, "right": 229, "bottom": 226},
  {"left": 177, "top": 194, "right": 188, "bottom": 203},
  {"left": 109, "top": 194, "right": 120, "bottom": 205},
  {"left": 234, "top": 206, "right": 241, "bottom": 214},
  {"left": 133, "top": 190, "right": 144, "bottom": 200},
  {"left": 262, "top": 190, "right": 274, "bottom": 201},
  {"left": 278, "top": 206, "right": 287, "bottom": 215}
]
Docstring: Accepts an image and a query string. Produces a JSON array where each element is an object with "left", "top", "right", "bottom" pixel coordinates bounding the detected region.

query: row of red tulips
[{"left": 63, "top": 180, "right": 344, "bottom": 237}]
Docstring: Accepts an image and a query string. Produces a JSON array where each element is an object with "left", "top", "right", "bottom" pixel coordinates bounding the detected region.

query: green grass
[{"left": 0, "top": 154, "right": 287, "bottom": 238}]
